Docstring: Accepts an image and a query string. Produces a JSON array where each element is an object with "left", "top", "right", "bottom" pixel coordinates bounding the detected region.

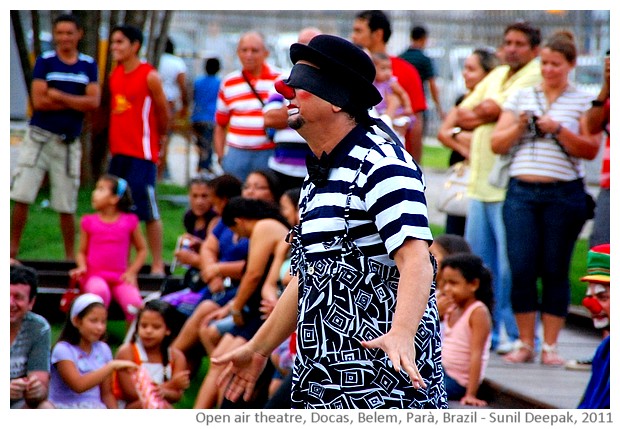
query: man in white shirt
[{"left": 158, "top": 37, "right": 189, "bottom": 180}]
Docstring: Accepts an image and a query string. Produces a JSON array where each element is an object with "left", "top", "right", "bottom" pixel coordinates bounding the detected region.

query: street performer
[{"left": 212, "top": 34, "right": 447, "bottom": 409}]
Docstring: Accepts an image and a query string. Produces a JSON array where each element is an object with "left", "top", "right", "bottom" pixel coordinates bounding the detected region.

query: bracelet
[
  {"left": 591, "top": 99, "right": 605, "bottom": 107},
  {"left": 554, "top": 124, "right": 563, "bottom": 136},
  {"left": 230, "top": 308, "right": 242, "bottom": 317}
]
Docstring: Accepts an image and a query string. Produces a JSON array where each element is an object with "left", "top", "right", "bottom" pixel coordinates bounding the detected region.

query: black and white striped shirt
[{"left": 298, "top": 125, "right": 432, "bottom": 266}]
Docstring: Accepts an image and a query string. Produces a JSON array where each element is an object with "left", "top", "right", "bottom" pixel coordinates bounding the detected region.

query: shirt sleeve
[
  {"left": 502, "top": 87, "right": 524, "bottom": 114},
  {"left": 87, "top": 59, "right": 99, "bottom": 84},
  {"left": 215, "top": 88, "right": 230, "bottom": 126},
  {"left": 263, "top": 92, "right": 285, "bottom": 113},
  {"left": 96, "top": 342, "right": 113, "bottom": 363},
  {"left": 427, "top": 56, "right": 437, "bottom": 79},
  {"left": 32, "top": 55, "right": 47, "bottom": 81},
  {"left": 81, "top": 214, "right": 91, "bottom": 232},
  {"left": 175, "top": 56, "right": 188, "bottom": 74},
  {"left": 364, "top": 147, "right": 432, "bottom": 257},
  {"left": 51, "top": 341, "right": 75, "bottom": 365},
  {"left": 27, "top": 317, "right": 51, "bottom": 373},
  {"left": 127, "top": 213, "right": 140, "bottom": 231}
]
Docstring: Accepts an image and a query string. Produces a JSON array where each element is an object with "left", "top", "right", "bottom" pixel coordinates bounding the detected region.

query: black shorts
[{"left": 108, "top": 155, "right": 160, "bottom": 222}]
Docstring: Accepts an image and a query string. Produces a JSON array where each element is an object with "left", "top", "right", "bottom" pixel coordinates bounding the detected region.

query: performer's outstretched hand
[
  {"left": 361, "top": 328, "right": 427, "bottom": 390},
  {"left": 211, "top": 344, "right": 269, "bottom": 403}
]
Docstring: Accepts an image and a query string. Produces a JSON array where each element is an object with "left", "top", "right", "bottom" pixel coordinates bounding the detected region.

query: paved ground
[{"left": 480, "top": 317, "right": 600, "bottom": 409}]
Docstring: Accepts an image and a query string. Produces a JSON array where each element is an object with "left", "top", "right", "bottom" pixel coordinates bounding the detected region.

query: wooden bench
[{"left": 19, "top": 260, "right": 183, "bottom": 322}]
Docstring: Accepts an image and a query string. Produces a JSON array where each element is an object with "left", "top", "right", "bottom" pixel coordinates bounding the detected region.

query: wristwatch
[
  {"left": 451, "top": 126, "right": 463, "bottom": 139},
  {"left": 591, "top": 99, "right": 606, "bottom": 107}
]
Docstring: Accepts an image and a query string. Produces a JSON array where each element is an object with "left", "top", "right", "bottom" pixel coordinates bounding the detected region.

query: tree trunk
[
  {"left": 31, "top": 11, "right": 41, "bottom": 58},
  {"left": 146, "top": 11, "right": 159, "bottom": 64},
  {"left": 124, "top": 10, "right": 148, "bottom": 29},
  {"left": 74, "top": 10, "right": 101, "bottom": 184},
  {"left": 153, "top": 11, "right": 173, "bottom": 69},
  {"left": 11, "top": 11, "right": 33, "bottom": 103}
]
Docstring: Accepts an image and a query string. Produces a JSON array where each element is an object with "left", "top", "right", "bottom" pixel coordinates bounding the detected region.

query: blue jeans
[
  {"left": 589, "top": 187, "right": 610, "bottom": 247},
  {"left": 222, "top": 146, "right": 274, "bottom": 182},
  {"left": 503, "top": 179, "right": 587, "bottom": 317},
  {"left": 465, "top": 199, "right": 519, "bottom": 347},
  {"left": 192, "top": 121, "right": 214, "bottom": 170}
]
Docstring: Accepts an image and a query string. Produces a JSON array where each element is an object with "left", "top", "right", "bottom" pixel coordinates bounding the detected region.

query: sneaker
[{"left": 565, "top": 358, "right": 593, "bottom": 371}]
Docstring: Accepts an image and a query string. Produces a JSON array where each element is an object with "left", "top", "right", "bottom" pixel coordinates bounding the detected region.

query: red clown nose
[
  {"left": 582, "top": 296, "right": 603, "bottom": 315},
  {"left": 275, "top": 79, "right": 296, "bottom": 100}
]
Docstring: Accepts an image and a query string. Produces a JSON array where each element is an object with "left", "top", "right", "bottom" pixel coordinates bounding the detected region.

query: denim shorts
[{"left": 209, "top": 314, "right": 236, "bottom": 336}]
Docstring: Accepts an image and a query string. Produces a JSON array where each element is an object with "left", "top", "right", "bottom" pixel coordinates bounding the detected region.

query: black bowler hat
[{"left": 288, "top": 34, "right": 382, "bottom": 109}]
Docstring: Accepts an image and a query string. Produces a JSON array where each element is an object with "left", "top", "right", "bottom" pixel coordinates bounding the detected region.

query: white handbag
[
  {"left": 436, "top": 161, "right": 470, "bottom": 217},
  {"left": 487, "top": 152, "right": 513, "bottom": 188}
]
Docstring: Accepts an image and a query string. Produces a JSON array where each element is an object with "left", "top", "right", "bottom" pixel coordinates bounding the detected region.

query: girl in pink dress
[
  {"left": 69, "top": 174, "right": 147, "bottom": 322},
  {"left": 440, "top": 253, "right": 493, "bottom": 407}
]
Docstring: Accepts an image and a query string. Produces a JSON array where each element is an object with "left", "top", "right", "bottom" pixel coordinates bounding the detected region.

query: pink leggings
[{"left": 82, "top": 275, "right": 143, "bottom": 321}]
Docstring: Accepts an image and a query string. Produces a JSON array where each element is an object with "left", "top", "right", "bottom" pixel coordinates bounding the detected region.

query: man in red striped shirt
[{"left": 214, "top": 32, "right": 282, "bottom": 182}]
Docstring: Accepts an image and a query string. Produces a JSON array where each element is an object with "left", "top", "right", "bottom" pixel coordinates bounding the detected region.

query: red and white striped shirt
[{"left": 215, "top": 64, "right": 281, "bottom": 150}]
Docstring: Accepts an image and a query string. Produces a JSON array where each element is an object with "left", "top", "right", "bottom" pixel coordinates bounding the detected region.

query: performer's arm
[
  {"left": 211, "top": 276, "right": 298, "bottom": 403},
  {"left": 362, "top": 238, "right": 432, "bottom": 389}
]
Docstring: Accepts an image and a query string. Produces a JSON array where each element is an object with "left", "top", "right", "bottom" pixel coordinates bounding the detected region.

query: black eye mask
[
  {"left": 284, "top": 64, "right": 352, "bottom": 108},
  {"left": 285, "top": 64, "right": 405, "bottom": 149}
]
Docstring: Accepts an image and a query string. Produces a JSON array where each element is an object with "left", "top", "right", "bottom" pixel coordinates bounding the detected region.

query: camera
[{"left": 524, "top": 110, "right": 545, "bottom": 139}]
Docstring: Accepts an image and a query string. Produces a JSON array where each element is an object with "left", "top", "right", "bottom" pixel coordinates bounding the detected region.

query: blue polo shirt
[{"left": 30, "top": 50, "right": 98, "bottom": 139}]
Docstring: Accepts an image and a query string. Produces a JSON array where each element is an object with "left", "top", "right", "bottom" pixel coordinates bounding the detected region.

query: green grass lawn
[
  {"left": 420, "top": 143, "right": 452, "bottom": 170},
  {"left": 15, "top": 182, "right": 189, "bottom": 269}
]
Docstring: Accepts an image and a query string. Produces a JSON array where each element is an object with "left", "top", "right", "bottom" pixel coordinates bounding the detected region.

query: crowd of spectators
[{"left": 10, "top": 11, "right": 609, "bottom": 410}]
